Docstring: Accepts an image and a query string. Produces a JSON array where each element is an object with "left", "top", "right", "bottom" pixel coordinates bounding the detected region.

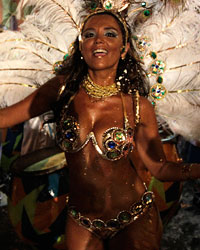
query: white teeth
[{"left": 93, "top": 49, "right": 107, "bottom": 54}]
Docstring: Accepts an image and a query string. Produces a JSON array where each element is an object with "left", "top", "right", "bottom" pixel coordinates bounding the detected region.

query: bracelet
[{"left": 181, "top": 164, "right": 192, "bottom": 180}]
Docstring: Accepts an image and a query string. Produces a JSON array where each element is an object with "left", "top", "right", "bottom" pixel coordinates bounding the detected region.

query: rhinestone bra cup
[
  {"left": 56, "top": 92, "right": 139, "bottom": 161},
  {"left": 56, "top": 114, "right": 134, "bottom": 161}
]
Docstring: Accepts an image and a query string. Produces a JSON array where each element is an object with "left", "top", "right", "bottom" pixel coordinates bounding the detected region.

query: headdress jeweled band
[{"left": 79, "top": 1, "right": 131, "bottom": 50}]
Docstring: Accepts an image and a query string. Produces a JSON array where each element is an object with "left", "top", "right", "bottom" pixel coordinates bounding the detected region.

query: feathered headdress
[{"left": 0, "top": 0, "right": 200, "bottom": 142}]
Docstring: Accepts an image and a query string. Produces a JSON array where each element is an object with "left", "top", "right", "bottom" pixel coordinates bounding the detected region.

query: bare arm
[
  {"left": 0, "top": 75, "right": 65, "bottom": 129},
  {"left": 133, "top": 96, "right": 200, "bottom": 182}
]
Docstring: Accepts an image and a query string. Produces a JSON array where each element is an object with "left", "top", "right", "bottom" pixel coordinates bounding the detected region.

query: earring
[
  {"left": 121, "top": 46, "right": 125, "bottom": 53},
  {"left": 121, "top": 46, "right": 126, "bottom": 60},
  {"left": 81, "top": 56, "right": 83, "bottom": 60},
  {"left": 121, "top": 55, "right": 126, "bottom": 60}
]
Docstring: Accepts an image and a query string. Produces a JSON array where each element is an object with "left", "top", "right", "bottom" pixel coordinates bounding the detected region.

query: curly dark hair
[{"left": 55, "top": 11, "right": 149, "bottom": 109}]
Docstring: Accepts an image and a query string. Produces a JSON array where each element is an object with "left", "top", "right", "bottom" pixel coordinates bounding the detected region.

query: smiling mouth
[{"left": 93, "top": 49, "right": 108, "bottom": 57}]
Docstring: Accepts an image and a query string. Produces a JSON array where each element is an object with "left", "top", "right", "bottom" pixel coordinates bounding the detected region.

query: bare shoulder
[
  {"left": 138, "top": 96, "right": 155, "bottom": 122},
  {"left": 47, "top": 74, "right": 66, "bottom": 87},
  {"left": 54, "top": 74, "right": 66, "bottom": 83},
  {"left": 38, "top": 74, "right": 66, "bottom": 98},
  {"left": 139, "top": 96, "right": 153, "bottom": 109},
  {"left": 135, "top": 95, "right": 160, "bottom": 145}
]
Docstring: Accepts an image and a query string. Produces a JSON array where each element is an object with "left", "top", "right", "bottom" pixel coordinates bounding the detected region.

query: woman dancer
[{"left": 0, "top": 6, "right": 200, "bottom": 250}]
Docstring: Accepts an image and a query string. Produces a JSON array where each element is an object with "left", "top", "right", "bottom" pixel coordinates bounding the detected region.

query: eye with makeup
[
  {"left": 82, "top": 30, "right": 96, "bottom": 39},
  {"left": 104, "top": 29, "right": 118, "bottom": 38}
]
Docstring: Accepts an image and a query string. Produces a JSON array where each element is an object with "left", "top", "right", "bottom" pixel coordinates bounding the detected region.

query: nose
[{"left": 95, "top": 33, "right": 104, "bottom": 44}]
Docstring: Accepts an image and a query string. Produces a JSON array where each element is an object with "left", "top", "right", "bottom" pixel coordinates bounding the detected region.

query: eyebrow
[{"left": 83, "top": 27, "right": 119, "bottom": 33}]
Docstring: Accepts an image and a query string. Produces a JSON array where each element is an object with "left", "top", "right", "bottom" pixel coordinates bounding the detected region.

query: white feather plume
[
  {"left": 0, "top": 0, "right": 85, "bottom": 107},
  {"left": 133, "top": 0, "right": 200, "bottom": 141}
]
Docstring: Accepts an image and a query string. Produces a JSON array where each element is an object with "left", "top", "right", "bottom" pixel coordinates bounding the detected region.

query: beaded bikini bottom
[{"left": 68, "top": 191, "right": 154, "bottom": 239}]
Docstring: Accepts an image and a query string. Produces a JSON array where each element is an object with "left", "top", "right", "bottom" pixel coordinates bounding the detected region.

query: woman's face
[{"left": 80, "top": 14, "right": 126, "bottom": 72}]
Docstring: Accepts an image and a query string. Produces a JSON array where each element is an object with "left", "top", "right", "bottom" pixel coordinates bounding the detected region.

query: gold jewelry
[
  {"left": 68, "top": 191, "right": 154, "bottom": 239},
  {"left": 181, "top": 164, "right": 192, "bottom": 180},
  {"left": 82, "top": 75, "right": 119, "bottom": 99}
]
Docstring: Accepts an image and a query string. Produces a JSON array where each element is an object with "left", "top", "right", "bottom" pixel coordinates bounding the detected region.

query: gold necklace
[{"left": 82, "top": 75, "right": 119, "bottom": 99}]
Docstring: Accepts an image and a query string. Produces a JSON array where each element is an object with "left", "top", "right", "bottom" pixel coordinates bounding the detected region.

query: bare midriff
[
  {"left": 63, "top": 89, "right": 146, "bottom": 221},
  {"left": 66, "top": 150, "right": 146, "bottom": 221}
]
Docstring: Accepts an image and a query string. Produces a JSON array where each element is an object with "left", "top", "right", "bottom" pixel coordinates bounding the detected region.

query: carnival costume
[
  {"left": 0, "top": 0, "right": 199, "bottom": 142},
  {"left": 56, "top": 83, "right": 154, "bottom": 239},
  {"left": 0, "top": 0, "right": 200, "bottom": 247}
]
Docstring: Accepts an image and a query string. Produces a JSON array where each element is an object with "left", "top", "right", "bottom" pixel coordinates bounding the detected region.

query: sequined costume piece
[
  {"left": 67, "top": 191, "right": 154, "bottom": 239},
  {"left": 56, "top": 91, "right": 140, "bottom": 161}
]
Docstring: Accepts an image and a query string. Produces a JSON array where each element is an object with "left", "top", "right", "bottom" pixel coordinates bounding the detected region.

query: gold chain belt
[{"left": 68, "top": 191, "right": 154, "bottom": 239}]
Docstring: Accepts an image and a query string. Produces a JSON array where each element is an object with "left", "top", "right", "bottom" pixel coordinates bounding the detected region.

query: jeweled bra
[{"left": 56, "top": 91, "right": 140, "bottom": 161}]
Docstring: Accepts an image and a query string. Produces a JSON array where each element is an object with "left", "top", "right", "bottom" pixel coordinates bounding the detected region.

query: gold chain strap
[{"left": 134, "top": 90, "right": 140, "bottom": 126}]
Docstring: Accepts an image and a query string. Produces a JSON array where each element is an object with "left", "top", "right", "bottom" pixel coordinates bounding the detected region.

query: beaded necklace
[{"left": 82, "top": 75, "right": 119, "bottom": 99}]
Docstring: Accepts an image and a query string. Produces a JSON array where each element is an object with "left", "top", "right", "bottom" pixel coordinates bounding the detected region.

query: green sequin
[
  {"left": 90, "top": 2, "right": 97, "bottom": 10},
  {"left": 111, "top": 152, "right": 117, "bottom": 158},
  {"left": 64, "top": 141, "right": 71, "bottom": 148},
  {"left": 157, "top": 76, "right": 163, "bottom": 83},
  {"left": 53, "top": 61, "right": 63, "bottom": 73},
  {"left": 150, "top": 51, "right": 157, "bottom": 59},
  {"left": 93, "top": 220, "right": 105, "bottom": 229},
  {"left": 108, "top": 151, "right": 120, "bottom": 159},
  {"left": 105, "top": 1, "right": 112, "bottom": 10},
  {"left": 115, "top": 132, "right": 125, "bottom": 141},
  {"left": 144, "top": 10, "right": 151, "bottom": 17},
  {"left": 132, "top": 35, "right": 138, "bottom": 41},
  {"left": 119, "top": 211, "right": 131, "bottom": 223},
  {"left": 70, "top": 209, "right": 78, "bottom": 217},
  {"left": 63, "top": 53, "right": 69, "bottom": 60}
]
